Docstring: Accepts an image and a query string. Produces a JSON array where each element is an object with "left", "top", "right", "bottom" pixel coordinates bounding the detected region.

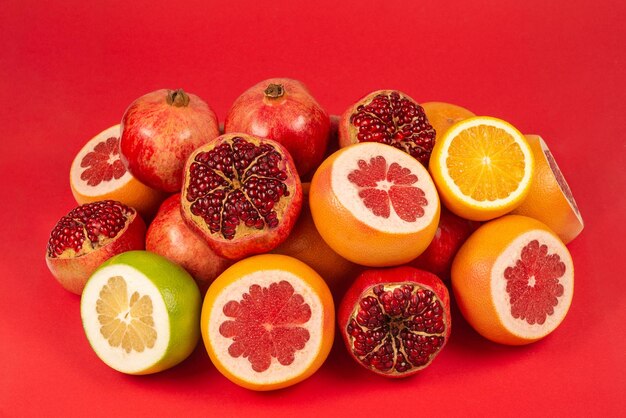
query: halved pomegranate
[
  {"left": 339, "top": 90, "right": 436, "bottom": 166},
  {"left": 181, "top": 133, "right": 302, "bottom": 260},
  {"left": 45, "top": 200, "right": 146, "bottom": 294},
  {"left": 338, "top": 266, "right": 451, "bottom": 378}
]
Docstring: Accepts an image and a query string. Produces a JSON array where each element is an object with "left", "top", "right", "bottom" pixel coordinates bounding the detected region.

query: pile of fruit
[{"left": 45, "top": 78, "right": 584, "bottom": 390}]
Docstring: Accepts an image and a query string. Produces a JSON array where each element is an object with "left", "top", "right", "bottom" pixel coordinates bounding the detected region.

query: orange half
[{"left": 429, "top": 116, "right": 534, "bottom": 221}]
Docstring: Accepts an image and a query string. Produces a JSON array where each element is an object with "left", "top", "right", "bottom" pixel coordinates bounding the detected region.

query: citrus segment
[
  {"left": 81, "top": 251, "right": 201, "bottom": 374},
  {"left": 310, "top": 142, "right": 440, "bottom": 267},
  {"left": 511, "top": 135, "right": 584, "bottom": 243},
  {"left": 202, "top": 254, "right": 334, "bottom": 390},
  {"left": 452, "top": 215, "right": 574, "bottom": 345},
  {"left": 70, "top": 125, "right": 165, "bottom": 219},
  {"left": 429, "top": 116, "right": 534, "bottom": 221},
  {"left": 421, "top": 101, "right": 475, "bottom": 142}
]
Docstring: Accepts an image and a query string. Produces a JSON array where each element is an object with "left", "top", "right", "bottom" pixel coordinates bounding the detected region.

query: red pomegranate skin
[
  {"left": 300, "top": 114, "right": 340, "bottom": 183},
  {"left": 339, "top": 266, "right": 451, "bottom": 378},
  {"left": 45, "top": 203, "right": 146, "bottom": 295},
  {"left": 146, "top": 194, "right": 232, "bottom": 293},
  {"left": 224, "top": 78, "right": 330, "bottom": 177},
  {"left": 409, "top": 207, "right": 480, "bottom": 280},
  {"left": 120, "top": 89, "right": 220, "bottom": 192}
]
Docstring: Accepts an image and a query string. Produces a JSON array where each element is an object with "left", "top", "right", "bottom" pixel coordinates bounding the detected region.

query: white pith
[
  {"left": 437, "top": 118, "right": 533, "bottom": 207},
  {"left": 537, "top": 136, "right": 584, "bottom": 224},
  {"left": 491, "top": 230, "right": 574, "bottom": 339},
  {"left": 207, "top": 270, "right": 324, "bottom": 385},
  {"left": 81, "top": 264, "right": 170, "bottom": 374},
  {"left": 331, "top": 142, "right": 439, "bottom": 233},
  {"left": 70, "top": 125, "right": 133, "bottom": 195}
]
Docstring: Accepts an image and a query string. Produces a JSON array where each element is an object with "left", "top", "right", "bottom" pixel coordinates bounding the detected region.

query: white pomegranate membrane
[
  {"left": 331, "top": 142, "right": 438, "bottom": 233},
  {"left": 491, "top": 230, "right": 574, "bottom": 339},
  {"left": 81, "top": 264, "right": 170, "bottom": 374},
  {"left": 70, "top": 125, "right": 132, "bottom": 195},
  {"left": 346, "top": 282, "right": 448, "bottom": 375},
  {"left": 207, "top": 270, "right": 323, "bottom": 384}
]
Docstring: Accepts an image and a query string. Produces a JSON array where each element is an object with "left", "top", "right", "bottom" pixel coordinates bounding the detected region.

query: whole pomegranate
[
  {"left": 146, "top": 194, "right": 232, "bottom": 293},
  {"left": 180, "top": 133, "right": 302, "bottom": 260},
  {"left": 224, "top": 78, "right": 330, "bottom": 177},
  {"left": 409, "top": 207, "right": 480, "bottom": 280},
  {"left": 338, "top": 266, "right": 451, "bottom": 378},
  {"left": 339, "top": 90, "right": 436, "bottom": 166},
  {"left": 120, "top": 88, "right": 220, "bottom": 192},
  {"left": 45, "top": 200, "right": 146, "bottom": 294}
]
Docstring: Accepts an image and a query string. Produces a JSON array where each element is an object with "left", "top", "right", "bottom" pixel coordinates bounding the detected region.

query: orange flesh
[
  {"left": 96, "top": 276, "right": 157, "bottom": 353},
  {"left": 446, "top": 125, "right": 526, "bottom": 201}
]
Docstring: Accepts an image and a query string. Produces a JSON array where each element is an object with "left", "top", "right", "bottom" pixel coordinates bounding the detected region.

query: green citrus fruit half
[{"left": 81, "top": 250, "right": 201, "bottom": 374}]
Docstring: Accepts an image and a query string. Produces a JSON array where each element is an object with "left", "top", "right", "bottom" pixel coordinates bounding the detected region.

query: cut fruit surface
[
  {"left": 202, "top": 254, "right": 334, "bottom": 390},
  {"left": 181, "top": 133, "right": 302, "bottom": 260},
  {"left": 81, "top": 251, "right": 201, "bottom": 374},
  {"left": 429, "top": 116, "right": 534, "bottom": 221},
  {"left": 310, "top": 142, "right": 440, "bottom": 266},
  {"left": 45, "top": 200, "right": 146, "bottom": 295},
  {"left": 451, "top": 215, "right": 574, "bottom": 345},
  {"left": 339, "top": 90, "right": 436, "bottom": 166},
  {"left": 511, "top": 135, "right": 584, "bottom": 243},
  {"left": 70, "top": 125, "right": 165, "bottom": 220},
  {"left": 338, "top": 267, "right": 451, "bottom": 378}
]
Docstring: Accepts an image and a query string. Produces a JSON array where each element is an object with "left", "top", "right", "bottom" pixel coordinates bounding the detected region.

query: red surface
[{"left": 1, "top": 0, "right": 625, "bottom": 416}]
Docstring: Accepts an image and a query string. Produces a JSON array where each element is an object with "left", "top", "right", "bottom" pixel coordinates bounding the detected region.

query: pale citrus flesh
[
  {"left": 429, "top": 116, "right": 534, "bottom": 221},
  {"left": 202, "top": 254, "right": 334, "bottom": 391},
  {"left": 511, "top": 135, "right": 584, "bottom": 243},
  {"left": 70, "top": 125, "right": 165, "bottom": 219},
  {"left": 452, "top": 215, "right": 574, "bottom": 345},
  {"left": 96, "top": 275, "right": 157, "bottom": 353},
  {"left": 310, "top": 142, "right": 440, "bottom": 267}
]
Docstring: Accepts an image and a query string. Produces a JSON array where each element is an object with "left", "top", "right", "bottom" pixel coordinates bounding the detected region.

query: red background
[{"left": 2, "top": 0, "right": 625, "bottom": 416}]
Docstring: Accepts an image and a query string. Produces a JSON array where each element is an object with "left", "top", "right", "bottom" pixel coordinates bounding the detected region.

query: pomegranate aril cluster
[
  {"left": 47, "top": 200, "right": 132, "bottom": 257},
  {"left": 350, "top": 91, "right": 435, "bottom": 165},
  {"left": 186, "top": 137, "right": 291, "bottom": 240},
  {"left": 346, "top": 284, "right": 446, "bottom": 374}
]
